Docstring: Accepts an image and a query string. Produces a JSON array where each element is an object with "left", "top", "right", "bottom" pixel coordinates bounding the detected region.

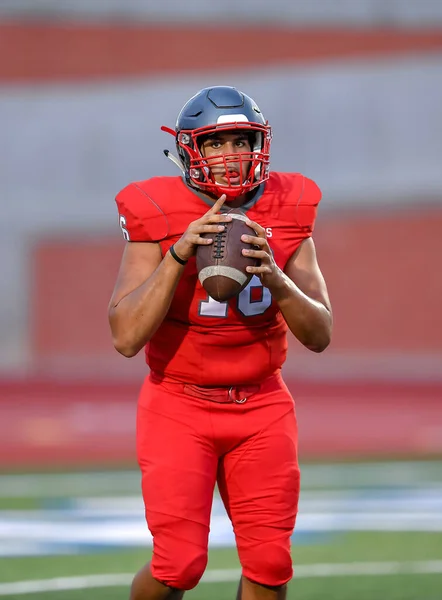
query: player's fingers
[
  {"left": 194, "top": 236, "right": 213, "bottom": 245},
  {"left": 246, "top": 265, "right": 272, "bottom": 274},
  {"left": 242, "top": 249, "right": 269, "bottom": 259},
  {"left": 241, "top": 234, "right": 267, "bottom": 246},
  {"left": 207, "top": 194, "right": 227, "bottom": 214},
  {"left": 195, "top": 223, "right": 226, "bottom": 233},
  {"left": 183, "top": 232, "right": 213, "bottom": 246},
  {"left": 188, "top": 214, "right": 230, "bottom": 232},
  {"left": 245, "top": 218, "right": 266, "bottom": 236},
  {"left": 204, "top": 213, "right": 232, "bottom": 224}
]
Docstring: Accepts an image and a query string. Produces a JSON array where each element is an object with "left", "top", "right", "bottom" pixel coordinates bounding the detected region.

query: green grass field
[
  {"left": 1, "top": 461, "right": 441, "bottom": 600},
  {"left": 2, "top": 533, "right": 442, "bottom": 600}
]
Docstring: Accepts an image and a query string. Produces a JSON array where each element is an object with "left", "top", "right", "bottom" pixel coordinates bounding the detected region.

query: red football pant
[{"left": 136, "top": 371, "right": 300, "bottom": 590}]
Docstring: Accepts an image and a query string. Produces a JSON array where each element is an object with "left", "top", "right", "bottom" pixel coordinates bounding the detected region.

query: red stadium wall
[
  {"left": 2, "top": 22, "right": 442, "bottom": 82},
  {"left": 310, "top": 207, "right": 442, "bottom": 352},
  {"left": 1, "top": 378, "right": 441, "bottom": 468}
]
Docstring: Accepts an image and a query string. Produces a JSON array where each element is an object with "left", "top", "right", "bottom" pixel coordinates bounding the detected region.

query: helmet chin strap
[{"left": 212, "top": 183, "right": 250, "bottom": 200}]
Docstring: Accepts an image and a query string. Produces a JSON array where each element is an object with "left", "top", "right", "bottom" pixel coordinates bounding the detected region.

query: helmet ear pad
[
  {"left": 175, "top": 132, "right": 203, "bottom": 185},
  {"left": 175, "top": 132, "right": 192, "bottom": 172}
]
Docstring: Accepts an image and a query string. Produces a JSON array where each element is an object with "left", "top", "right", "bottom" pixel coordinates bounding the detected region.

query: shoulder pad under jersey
[
  {"left": 115, "top": 181, "right": 169, "bottom": 242},
  {"left": 294, "top": 175, "right": 322, "bottom": 232}
]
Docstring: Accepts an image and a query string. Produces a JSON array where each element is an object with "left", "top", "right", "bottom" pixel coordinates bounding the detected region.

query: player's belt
[
  {"left": 149, "top": 371, "right": 281, "bottom": 404},
  {"left": 182, "top": 382, "right": 260, "bottom": 404}
]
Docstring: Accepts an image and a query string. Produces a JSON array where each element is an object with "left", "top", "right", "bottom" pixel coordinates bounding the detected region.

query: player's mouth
[{"left": 221, "top": 170, "right": 241, "bottom": 185}]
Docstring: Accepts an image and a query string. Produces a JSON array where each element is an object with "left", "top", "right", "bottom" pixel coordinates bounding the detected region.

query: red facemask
[{"left": 162, "top": 122, "right": 272, "bottom": 199}]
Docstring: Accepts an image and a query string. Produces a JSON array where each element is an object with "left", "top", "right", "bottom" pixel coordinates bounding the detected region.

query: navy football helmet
[{"left": 162, "top": 86, "right": 272, "bottom": 198}]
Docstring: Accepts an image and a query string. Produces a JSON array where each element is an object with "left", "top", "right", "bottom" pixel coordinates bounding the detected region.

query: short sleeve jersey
[{"left": 115, "top": 173, "right": 321, "bottom": 386}]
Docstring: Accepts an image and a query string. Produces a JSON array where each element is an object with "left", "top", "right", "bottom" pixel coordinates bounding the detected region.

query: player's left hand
[{"left": 241, "top": 218, "right": 282, "bottom": 289}]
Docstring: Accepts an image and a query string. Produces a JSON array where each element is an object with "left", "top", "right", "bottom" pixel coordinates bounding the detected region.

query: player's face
[{"left": 200, "top": 132, "right": 252, "bottom": 188}]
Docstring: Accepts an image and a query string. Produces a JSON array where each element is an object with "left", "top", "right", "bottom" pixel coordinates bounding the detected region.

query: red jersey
[{"left": 115, "top": 173, "right": 321, "bottom": 386}]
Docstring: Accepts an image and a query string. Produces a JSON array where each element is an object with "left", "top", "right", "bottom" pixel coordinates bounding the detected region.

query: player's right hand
[{"left": 173, "top": 194, "right": 231, "bottom": 261}]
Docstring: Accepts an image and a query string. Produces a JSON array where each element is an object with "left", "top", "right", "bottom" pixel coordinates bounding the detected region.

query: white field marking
[
  {"left": 1, "top": 462, "right": 441, "bottom": 497},
  {"left": 0, "top": 574, "right": 132, "bottom": 596},
  {"left": 1, "top": 561, "right": 442, "bottom": 596}
]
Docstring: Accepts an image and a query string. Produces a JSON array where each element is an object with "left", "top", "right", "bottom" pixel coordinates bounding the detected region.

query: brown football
[{"left": 196, "top": 211, "right": 258, "bottom": 302}]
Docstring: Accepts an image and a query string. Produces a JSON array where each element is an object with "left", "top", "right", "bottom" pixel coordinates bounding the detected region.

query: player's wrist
[
  {"left": 169, "top": 244, "right": 188, "bottom": 266},
  {"left": 265, "top": 268, "right": 292, "bottom": 301}
]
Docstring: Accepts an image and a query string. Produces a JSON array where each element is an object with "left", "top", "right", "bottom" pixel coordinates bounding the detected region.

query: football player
[{"left": 109, "top": 86, "right": 332, "bottom": 600}]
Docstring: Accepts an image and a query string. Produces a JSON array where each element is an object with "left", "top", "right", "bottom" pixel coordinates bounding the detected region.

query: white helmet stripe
[{"left": 216, "top": 114, "right": 250, "bottom": 124}]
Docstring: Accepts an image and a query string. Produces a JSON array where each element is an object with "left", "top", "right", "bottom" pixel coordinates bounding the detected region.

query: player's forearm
[
  {"left": 270, "top": 270, "right": 332, "bottom": 353},
  {"left": 109, "top": 252, "right": 184, "bottom": 357}
]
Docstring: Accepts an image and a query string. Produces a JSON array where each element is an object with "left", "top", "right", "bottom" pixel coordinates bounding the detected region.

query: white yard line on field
[
  {"left": 1, "top": 461, "right": 441, "bottom": 497},
  {"left": 1, "top": 561, "right": 442, "bottom": 596}
]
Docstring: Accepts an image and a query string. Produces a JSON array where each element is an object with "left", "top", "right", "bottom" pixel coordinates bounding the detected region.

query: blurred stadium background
[{"left": 0, "top": 1, "right": 441, "bottom": 599}]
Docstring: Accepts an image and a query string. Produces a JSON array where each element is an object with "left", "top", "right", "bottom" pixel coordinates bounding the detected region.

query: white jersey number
[
  {"left": 119, "top": 215, "right": 131, "bottom": 241},
  {"left": 199, "top": 275, "right": 272, "bottom": 318}
]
